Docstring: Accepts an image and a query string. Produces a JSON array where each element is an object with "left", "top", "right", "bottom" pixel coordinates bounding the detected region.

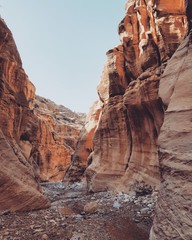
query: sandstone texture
[
  {"left": 150, "top": 6, "right": 192, "bottom": 240},
  {"left": 65, "top": 100, "right": 102, "bottom": 182},
  {"left": 0, "top": 129, "right": 49, "bottom": 212},
  {"left": 82, "top": 0, "right": 188, "bottom": 192},
  {"left": 0, "top": 17, "right": 84, "bottom": 212},
  {"left": 31, "top": 96, "right": 84, "bottom": 181},
  {"left": 0, "top": 18, "right": 49, "bottom": 211}
]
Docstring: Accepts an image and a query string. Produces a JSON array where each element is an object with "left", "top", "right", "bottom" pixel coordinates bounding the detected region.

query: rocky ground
[{"left": 0, "top": 182, "right": 158, "bottom": 240}]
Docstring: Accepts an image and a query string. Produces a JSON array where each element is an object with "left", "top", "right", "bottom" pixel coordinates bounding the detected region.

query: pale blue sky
[{"left": 0, "top": 1, "right": 125, "bottom": 113}]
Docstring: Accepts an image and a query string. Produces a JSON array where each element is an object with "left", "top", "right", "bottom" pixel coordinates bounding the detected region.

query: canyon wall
[
  {"left": 150, "top": 2, "right": 192, "bottom": 239},
  {"left": 0, "top": 18, "right": 49, "bottom": 211},
  {"left": 69, "top": 0, "right": 188, "bottom": 192},
  {"left": 0, "top": 18, "right": 83, "bottom": 211}
]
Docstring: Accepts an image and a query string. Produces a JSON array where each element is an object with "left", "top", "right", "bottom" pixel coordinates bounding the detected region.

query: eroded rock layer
[
  {"left": 65, "top": 100, "right": 102, "bottom": 182},
  {"left": 0, "top": 17, "right": 84, "bottom": 211},
  {"left": 32, "top": 96, "right": 84, "bottom": 181},
  {"left": 82, "top": 0, "right": 188, "bottom": 192},
  {"left": 150, "top": 11, "right": 192, "bottom": 240},
  {"left": 0, "top": 18, "right": 49, "bottom": 211}
]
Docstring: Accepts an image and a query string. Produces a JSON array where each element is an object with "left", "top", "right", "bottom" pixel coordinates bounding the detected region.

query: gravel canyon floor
[{"left": 0, "top": 182, "right": 158, "bottom": 240}]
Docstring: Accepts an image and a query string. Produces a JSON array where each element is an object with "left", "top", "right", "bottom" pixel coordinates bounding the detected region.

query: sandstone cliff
[
  {"left": 69, "top": 0, "right": 188, "bottom": 192},
  {"left": 0, "top": 17, "right": 84, "bottom": 211},
  {"left": 150, "top": 2, "right": 192, "bottom": 239},
  {"left": 0, "top": 17, "right": 49, "bottom": 211},
  {"left": 67, "top": 0, "right": 192, "bottom": 238}
]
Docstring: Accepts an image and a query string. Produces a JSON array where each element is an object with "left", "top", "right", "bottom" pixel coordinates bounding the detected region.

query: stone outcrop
[
  {"left": 150, "top": 4, "right": 192, "bottom": 239},
  {"left": 70, "top": 0, "right": 188, "bottom": 192},
  {"left": 0, "top": 18, "right": 49, "bottom": 211}
]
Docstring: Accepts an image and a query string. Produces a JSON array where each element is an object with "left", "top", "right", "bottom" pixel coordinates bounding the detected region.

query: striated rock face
[
  {"left": 83, "top": 0, "right": 188, "bottom": 192},
  {"left": 31, "top": 96, "right": 84, "bottom": 181},
  {"left": 0, "top": 129, "right": 49, "bottom": 212},
  {"left": 150, "top": 9, "right": 192, "bottom": 240},
  {"left": 65, "top": 100, "right": 102, "bottom": 182},
  {"left": 0, "top": 17, "right": 84, "bottom": 211},
  {"left": 0, "top": 18, "right": 49, "bottom": 211}
]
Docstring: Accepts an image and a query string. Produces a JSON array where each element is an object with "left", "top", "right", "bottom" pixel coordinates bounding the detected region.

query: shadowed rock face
[
  {"left": 0, "top": 18, "right": 49, "bottom": 211},
  {"left": 150, "top": 4, "right": 192, "bottom": 239},
  {"left": 83, "top": 0, "right": 188, "bottom": 192},
  {"left": 0, "top": 129, "right": 49, "bottom": 212},
  {"left": 0, "top": 18, "right": 84, "bottom": 211}
]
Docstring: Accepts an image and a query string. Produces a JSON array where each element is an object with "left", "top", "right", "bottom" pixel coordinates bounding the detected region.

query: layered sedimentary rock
[
  {"left": 0, "top": 129, "right": 49, "bottom": 212},
  {"left": 65, "top": 100, "right": 102, "bottom": 182},
  {"left": 150, "top": 6, "right": 192, "bottom": 240},
  {"left": 0, "top": 18, "right": 49, "bottom": 211},
  {"left": 32, "top": 96, "right": 84, "bottom": 181},
  {"left": 0, "top": 17, "right": 84, "bottom": 211},
  {"left": 76, "top": 0, "right": 188, "bottom": 192}
]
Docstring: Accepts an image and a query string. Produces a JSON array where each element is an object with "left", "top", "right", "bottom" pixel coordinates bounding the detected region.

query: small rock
[
  {"left": 30, "top": 225, "right": 35, "bottom": 230},
  {"left": 75, "top": 214, "right": 83, "bottom": 220},
  {"left": 34, "top": 228, "right": 44, "bottom": 233},
  {"left": 133, "top": 218, "right": 140, "bottom": 223},
  {"left": 42, "top": 233, "right": 49, "bottom": 240},
  {"left": 49, "top": 219, "right": 57, "bottom": 225},
  {"left": 140, "top": 207, "right": 150, "bottom": 215},
  {"left": 113, "top": 200, "right": 121, "bottom": 209},
  {"left": 147, "top": 203, "right": 154, "bottom": 208},
  {"left": 3, "top": 231, "right": 9, "bottom": 236},
  {"left": 84, "top": 201, "right": 99, "bottom": 214},
  {"left": 80, "top": 211, "right": 86, "bottom": 215}
]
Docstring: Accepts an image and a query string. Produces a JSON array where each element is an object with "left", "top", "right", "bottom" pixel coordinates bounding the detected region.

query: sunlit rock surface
[
  {"left": 65, "top": 100, "right": 102, "bottom": 182},
  {"left": 30, "top": 96, "right": 84, "bottom": 181},
  {"left": 84, "top": 0, "right": 188, "bottom": 192}
]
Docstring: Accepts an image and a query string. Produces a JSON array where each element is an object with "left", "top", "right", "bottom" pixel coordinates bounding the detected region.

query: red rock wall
[
  {"left": 0, "top": 18, "right": 83, "bottom": 211},
  {"left": 65, "top": 100, "right": 102, "bottom": 182},
  {"left": 70, "top": 0, "right": 188, "bottom": 192},
  {"left": 31, "top": 96, "right": 83, "bottom": 181},
  {"left": 0, "top": 18, "right": 49, "bottom": 211}
]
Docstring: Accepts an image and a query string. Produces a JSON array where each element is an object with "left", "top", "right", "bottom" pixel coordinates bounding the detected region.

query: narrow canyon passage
[{"left": 0, "top": 1, "right": 192, "bottom": 239}]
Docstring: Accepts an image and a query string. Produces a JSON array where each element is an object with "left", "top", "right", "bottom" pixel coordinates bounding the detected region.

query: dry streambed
[{"left": 0, "top": 182, "right": 158, "bottom": 240}]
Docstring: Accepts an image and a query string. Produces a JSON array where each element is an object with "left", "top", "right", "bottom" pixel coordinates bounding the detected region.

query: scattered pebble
[{"left": 0, "top": 182, "right": 158, "bottom": 240}]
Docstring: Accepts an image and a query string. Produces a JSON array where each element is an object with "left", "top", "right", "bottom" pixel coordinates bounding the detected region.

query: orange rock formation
[
  {"left": 70, "top": 0, "right": 188, "bottom": 192},
  {"left": 0, "top": 17, "right": 83, "bottom": 211},
  {"left": 0, "top": 18, "right": 49, "bottom": 211},
  {"left": 150, "top": 1, "right": 192, "bottom": 238}
]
